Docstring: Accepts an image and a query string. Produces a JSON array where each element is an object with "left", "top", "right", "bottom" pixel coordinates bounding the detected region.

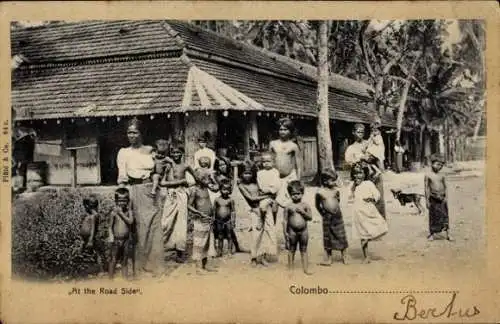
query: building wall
[
  {"left": 32, "top": 122, "right": 100, "bottom": 185},
  {"left": 184, "top": 111, "right": 218, "bottom": 167}
]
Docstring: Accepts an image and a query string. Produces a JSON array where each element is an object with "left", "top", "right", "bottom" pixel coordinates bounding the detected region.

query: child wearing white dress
[{"left": 351, "top": 164, "right": 388, "bottom": 263}]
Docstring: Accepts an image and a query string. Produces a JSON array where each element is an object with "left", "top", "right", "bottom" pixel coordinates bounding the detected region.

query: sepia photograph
[
  {"left": 10, "top": 18, "right": 485, "bottom": 280},
  {"left": 2, "top": 2, "right": 497, "bottom": 322}
]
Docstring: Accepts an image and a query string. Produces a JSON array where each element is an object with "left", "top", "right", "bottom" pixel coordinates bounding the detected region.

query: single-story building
[{"left": 11, "top": 20, "right": 396, "bottom": 186}]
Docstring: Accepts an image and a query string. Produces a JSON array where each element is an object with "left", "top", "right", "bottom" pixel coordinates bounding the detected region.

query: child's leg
[
  {"left": 214, "top": 224, "right": 223, "bottom": 257},
  {"left": 271, "top": 200, "right": 278, "bottom": 225},
  {"left": 79, "top": 235, "right": 89, "bottom": 253},
  {"left": 217, "top": 238, "right": 224, "bottom": 257},
  {"left": 200, "top": 257, "right": 207, "bottom": 269},
  {"left": 95, "top": 239, "right": 108, "bottom": 273},
  {"left": 226, "top": 225, "right": 233, "bottom": 255},
  {"left": 175, "top": 249, "right": 184, "bottom": 263},
  {"left": 320, "top": 249, "right": 332, "bottom": 266},
  {"left": 340, "top": 249, "right": 348, "bottom": 264},
  {"left": 130, "top": 246, "right": 136, "bottom": 277},
  {"left": 259, "top": 199, "right": 271, "bottom": 221},
  {"left": 299, "top": 229, "right": 312, "bottom": 275},
  {"left": 230, "top": 228, "right": 241, "bottom": 252},
  {"left": 121, "top": 248, "right": 129, "bottom": 279},
  {"left": 151, "top": 174, "right": 160, "bottom": 195},
  {"left": 287, "top": 228, "right": 297, "bottom": 270},
  {"left": 108, "top": 241, "right": 120, "bottom": 279}
]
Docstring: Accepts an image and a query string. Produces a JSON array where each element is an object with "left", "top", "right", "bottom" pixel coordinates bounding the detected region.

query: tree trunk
[
  {"left": 418, "top": 126, "right": 424, "bottom": 164},
  {"left": 396, "top": 55, "right": 421, "bottom": 142},
  {"left": 473, "top": 111, "right": 482, "bottom": 141},
  {"left": 423, "top": 129, "right": 432, "bottom": 166},
  {"left": 316, "top": 20, "right": 334, "bottom": 172}
]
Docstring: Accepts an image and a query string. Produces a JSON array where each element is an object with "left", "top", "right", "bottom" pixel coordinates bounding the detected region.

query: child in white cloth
[
  {"left": 365, "top": 120, "right": 385, "bottom": 170},
  {"left": 351, "top": 164, "right": 388, "bottom": 263},
  {"left": 256, "top": 151, "right": 281, "bottom": 224}
]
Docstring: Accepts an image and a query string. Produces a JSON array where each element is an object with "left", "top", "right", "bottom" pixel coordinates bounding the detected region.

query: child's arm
[
  {"left": 230, "top": 199, "right": 236, "bottom": 227},
  {"left": 349, "top": 182, "right": 356, "bottom": 200},
  {"left": 87, "top": 211, "right": 98, "bottom": 247},
  {"left": 117, "top": 208, "right": 134, "bottom": 225},
  {"left": 108, "top": 211, "right": 115, "bottom": 243},
  {"left": 293, "top": 144, "right": 302, "bottom": 180},
  {"left": 187, "top": 190, "right": 210, "bottom": 220},
  {"left": 315, "top": 192, "right": 324, "bottom": 214},
  {"left": 442, "top": 175, "right": 447, "bottom": 202},
  {"left": 186, "top": 165, "right": 201, "bottom": 184},
  {"left": 424, "top": 174, "right": 430, "bottom": 202},
  {"left": 187, "top": 189, "right": 200, "bottom": 216},
  {"left": 298, "top": 203, "right": 313, "bottom": 221},
  {"left": 282, "top": 206, "right": 289, "bottom": 239},
  {"left": 208, "top": 173, "right": 220, "bottom": 192},
  {"left": 238, "top": 184, "right": 271, "bottom": 203},
  {"left": 160, "top": 167, "right": 188, "bottom": 187},
  {"left": 364, "top": 181, "right": 380, "bottom": 203},
  {"left": 370, "top": 163, "right": 382, "bottom": 180}
]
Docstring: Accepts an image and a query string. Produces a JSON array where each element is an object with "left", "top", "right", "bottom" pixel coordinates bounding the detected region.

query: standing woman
[
  {"left": 116, "top": 117, "right": 162, "bottom": 274},
  {"left": 344, "top": 123, "right": 386, "bottom": 219}
]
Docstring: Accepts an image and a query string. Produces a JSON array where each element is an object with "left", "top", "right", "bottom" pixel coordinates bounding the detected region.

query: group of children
[{"left": 79, "top": 118, "right": 452, "bottom": 279}]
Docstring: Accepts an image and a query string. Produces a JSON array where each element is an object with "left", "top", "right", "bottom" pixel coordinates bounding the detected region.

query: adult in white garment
[{"left": 344, "top": 123, "right": 386, "bottom": 219}]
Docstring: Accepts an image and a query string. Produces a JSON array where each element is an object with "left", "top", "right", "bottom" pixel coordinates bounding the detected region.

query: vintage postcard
[{"left": 1, "top": 1, "right": 499, "bottom": 323}]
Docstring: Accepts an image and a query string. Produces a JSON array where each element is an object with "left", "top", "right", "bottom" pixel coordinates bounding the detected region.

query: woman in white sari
[{"left": 116, "top": 118, "right": 162, "bottom": 274}]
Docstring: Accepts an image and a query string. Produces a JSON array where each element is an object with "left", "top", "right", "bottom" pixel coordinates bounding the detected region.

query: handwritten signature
[{"left": 394, "top": 292, "right": 480, "bottom": 320}]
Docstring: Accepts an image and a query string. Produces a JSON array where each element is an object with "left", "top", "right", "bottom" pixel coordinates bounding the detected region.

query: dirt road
[{"left": 169, "top": 171, "right": 485, "bottom": 281}]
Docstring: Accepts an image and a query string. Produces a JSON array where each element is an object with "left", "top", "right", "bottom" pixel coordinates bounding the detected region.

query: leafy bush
[{"left": 12, "top": 188, "right": 115, "bottom": 280}]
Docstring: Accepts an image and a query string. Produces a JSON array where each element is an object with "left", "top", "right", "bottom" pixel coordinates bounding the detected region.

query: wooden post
[
  {"left": 70, "top": 149, "right": 77, "bottom": 187},
  {"left": 245, "top": 112, "right": 259, "bottom": 160},
  {"left": 387, "top": 131, "right": 392, "bottom": 167}
]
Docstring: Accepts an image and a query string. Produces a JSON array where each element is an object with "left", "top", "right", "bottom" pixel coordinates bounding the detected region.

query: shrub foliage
[{"left": 12, "top": 188, "right": 115, "bottom": 280}]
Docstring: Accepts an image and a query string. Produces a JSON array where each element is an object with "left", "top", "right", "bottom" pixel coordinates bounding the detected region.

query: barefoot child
[
  {"left": 365, "top": 119, "right": 385, "bottom": 170},
  {"left": 283, "top": 180, "right": 313, "bottom": 275},
  {"left": 315, "top": 169, "right": 348, "bottom": 265},
  {"left": 150, "top": 139, "right": 174, "bottom": 196},
  {"left": 193, "top": 132, "right": 216, "bottom": 170},
  {"left": 213, "top": 178, "right": 236, "bottom": 257},
  {"left": 351, "top": 166, "right": 388, "bottom": 263},
  {"left": 425, "top": 153, "right": 453, "bottom": 241},
  {"left": 215, "top": 156, "right": 245, "bottom": 253},
  {"left": 80, "top": 194, "right": 107, "bottom": 272},
  {"left": 109, "top": 188, "right": 136, "bottom": 279},
  {"left": 160, "top": 144, "right": 198, "bottom": 263},
  {"left": 196, "top": 156, "right": 219, "bottom": 193},
  {"left": 256, "top": 151, "right": 280, "bottom": 224},
  {"left": 238, "top": 161, "right": 276, "bottom": 266},
  {"left": 188, "top": 170, "right": 217, "bottom": 273}
]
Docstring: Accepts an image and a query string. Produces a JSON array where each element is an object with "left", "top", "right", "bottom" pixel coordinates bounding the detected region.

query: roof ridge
[
  {"left": 169, "top": 20, "right": 315, "bottom": 81},
  {"left": 168, "top": 20, "right": 373, "bottom": 96},
  {"left": 161, "top": 21, "right": 186, "bottom": 48}
]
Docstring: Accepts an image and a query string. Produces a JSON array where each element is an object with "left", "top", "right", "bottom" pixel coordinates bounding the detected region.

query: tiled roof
[
  {"left": 11, "top": 20, "right": 371, "bottom": 99},
  {"left": 12, "top": 57, "right": 189, "bottom": 120},
  {"left": 10, "top": 20, "right": 182, "bottom": 63},
  {"left": 190, "top": 58, "right": 395, "bottom": 126},
  {"left": 11, "top": 20, "right": 395, "bottom": 126}
]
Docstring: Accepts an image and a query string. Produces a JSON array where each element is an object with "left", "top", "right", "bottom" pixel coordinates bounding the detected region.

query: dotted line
[{"left": 327, "top": 291, "right": 459, "bottom": 294}]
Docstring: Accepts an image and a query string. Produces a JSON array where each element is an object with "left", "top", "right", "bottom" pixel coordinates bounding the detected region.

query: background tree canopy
[
  {"left": 191, "top": 19, "right": 485, "bottom": 164},
  {"left": 191, "top": 20, "right": 485, "bottom": 136}
]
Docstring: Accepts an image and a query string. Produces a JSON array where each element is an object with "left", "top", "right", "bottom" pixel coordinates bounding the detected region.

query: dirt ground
[
  {"left": 165, "top": 170, "right": 485, "bottom": 282},
  {"left": 5, "top": 169, "right": 487, "bottom": 324}
]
